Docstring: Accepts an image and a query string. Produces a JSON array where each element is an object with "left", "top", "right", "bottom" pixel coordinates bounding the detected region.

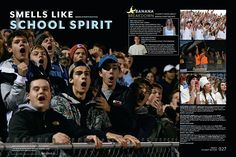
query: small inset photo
[
  {"left": 180, "top": 40, "right": 226, "bottom": 72},
  {"left": 180, "top": 72, "right": 226, "bottom": 105},
  {"left": 180, "top": 10, "right": 226, "bottom": 40}
]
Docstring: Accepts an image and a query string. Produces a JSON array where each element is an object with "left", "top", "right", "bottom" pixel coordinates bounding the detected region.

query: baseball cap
[
  {"left": 163, "top": 64, "right": 175, "bottom": 72},
  {"left": 199, "top": 76, "right": 210, "bottom": 88},
  {"left": 98, "top": 55, "right": 118, "bottom": 69}
]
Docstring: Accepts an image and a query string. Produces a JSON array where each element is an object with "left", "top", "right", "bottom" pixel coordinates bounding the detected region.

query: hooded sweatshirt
[{"left": 8, "top": 103, "right": 106, "bottom": 143}]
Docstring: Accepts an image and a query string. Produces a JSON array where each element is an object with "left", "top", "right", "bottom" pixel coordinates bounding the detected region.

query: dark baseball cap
[{"left": 98, "top": 55, "right": 118, "bottom": 69}]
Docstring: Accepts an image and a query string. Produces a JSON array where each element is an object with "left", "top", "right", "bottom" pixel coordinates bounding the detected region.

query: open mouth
[
  {"left": 20, "top": 48, "right": 25, "bottom": 53},
  {"left": 38, "top": 96, "right": 46, "bottom": 101},
  {"left": 39, "top": 59, "right": 44, "bottom": 64},
  {"left": 109, "top": 76, "right": 114, "bottom": 81},
  {"left": 81, "top": 82, "right": 87, "bottom": 87},
  {"left": 47, "top": 45, "right": 52, "bottom": 50}
]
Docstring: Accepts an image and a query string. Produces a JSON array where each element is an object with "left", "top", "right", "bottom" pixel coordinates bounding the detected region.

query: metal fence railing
[{"left": 0, "top": 141, "right": 179, "bottom": 157}]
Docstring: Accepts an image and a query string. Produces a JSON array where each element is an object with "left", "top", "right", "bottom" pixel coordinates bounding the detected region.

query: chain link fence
[{"left": 0, "top": 141, "right": 179, "bottom": 157}]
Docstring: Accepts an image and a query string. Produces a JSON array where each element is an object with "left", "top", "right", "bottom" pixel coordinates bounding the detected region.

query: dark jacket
[
  {"left": 133, "top": 107, "right": 157, "bottom": 141},
  {"left": 51, "top": 89, "right": 95, "bottom": 128},
  {"left": 49, "top": 61, "right": 69, "bottom": 95},
  {"left": 7, "top": 103, "right": 104, "bottom": 143},
  {"left": 0, "top": 70, "right": 17, "bottom": 142},
  {"left": 27, "top": 60, "right": 68, "bottom": 96},
  {"left": 0, "top": 92, "right": 7, "bottom": 142},
  {"left": 51, "top": 88, "right": 107, "bottom": 141},
  {"left": 27, "top": 60, "right": 50, "bottom": 79},
  {"left": 98, "top": 83, "right": 136, "bottom": 135}
]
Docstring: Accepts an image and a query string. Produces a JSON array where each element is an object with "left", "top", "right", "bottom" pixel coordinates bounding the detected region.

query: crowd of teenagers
[
  {"left": 0, "top": 29, "right": 180, "bottom": 151},
  {"left": 180, "top": 10, "right": 226, "bottom": 40},
  {"left": 180, "top": 73, "right": 226, "bottom": 104},
  {"left": 180, "top": 42, "right": 226, "bottom": 72}
]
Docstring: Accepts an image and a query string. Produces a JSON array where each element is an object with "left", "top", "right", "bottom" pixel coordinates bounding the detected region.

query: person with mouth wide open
[
  {"left": 51, "top": 60, "right": 140, "bottom": 148},
  {"left": 93, "top": 54, "right": 140, "bottom": 147},
  {"left": 35, "top": 32, "right": 68, "bottom": 96},
  {"left": 28, "top": 45, "right": 51, "bottom": 78},
  {"left": 0, "top": 30, "right": 30, "bottom": 141},
  {"left": 8, "top": 75, "right": 102, "bottom": 151}
]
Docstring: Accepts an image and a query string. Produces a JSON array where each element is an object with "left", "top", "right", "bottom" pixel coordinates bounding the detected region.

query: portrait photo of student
[
  {"left": 163, "top": 18, "right": 176, "bottom": 36},
  {"left": 128, "top": 35, "right": 148, "bottom": 56}
]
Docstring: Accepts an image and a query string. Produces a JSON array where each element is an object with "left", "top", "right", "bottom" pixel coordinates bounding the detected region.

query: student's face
[
  {"left": 150, "top": 67, "right": 157, "bottom": 74},
  {"left": 165, "top": 70, "right": 176, "bottom": 80},
  {"left": 190, "top": 77, "right": 198, "bottom": 86},
  {"left": 125, "top": 56, "right": 133, "bottom": 69},
  {"left": 166, "top": 19, "right": 172, "bottom": 25},
  {"left": 9, "top": 36, "right": 30, "bottom": 63},
  {"left": 205, "top": 24, "right": 210, "bottom": 29},
  {"left": 92, "top": 46, "right": 103, "bottom": 57},
  {"left": 204, "top": 82, "right": 212, "bottom": 92},
  {"left": 73, "top": 48, "right": 87, "bottom": 63},
  {"left": 27, "top": 79, "right": 51, "bottom": 112},
  {"left": 134, "top": 36, "right": 140, "bottom": 44},
  {"left": 172, "top": 92, "right": 180, "bottom": 104},
  {"left": 187, "top": 22, "right": 192, "bottom": 27},
  {"left": 117, "top": 58, "right": 126, "bottom": 76},
  {"left": 138, "top": 84, "right": 151, "bottom": 106},
  {"left": 41, "top": 37, "right": 55, "bottom": 57},
  {"left": 70, "top": 66, "right": 91, "bottom": 95},
  {"left": 3, "top": 31, "right": 11, "bottom": 38},
  {"left": 146, "top": 72, "right": 155, "bottom": 84},
  {"left": 30, "top": 48, "right": 48, "bottom": 70},
  {"left": 220, "top": 82, "right": 227, "bottom": 92},
  {"left": 201, "top": 48, "right": 206, "bottom": 54},
  {"left": 148, "top": 87, "right": 162, "bottom": 102},
  {"left": 99, "top": 63, "right": 120, "bottom": 88},
  {"left": 61, "top": 49, "right": 70, "bottom": 58}
]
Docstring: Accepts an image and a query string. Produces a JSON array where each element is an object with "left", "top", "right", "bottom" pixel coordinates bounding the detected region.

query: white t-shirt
[
  {"left": 182, "top": 27, "right": 192, "bottom": 40},
  {"left": 216, "top": 29, "right": 226, "bottom": 40},
  {"left": 194, "top": 28, "right": 204, "bottom": 40},
  {"left": 215, "top": 92, "right": 226, "bottom": 104},
  {"left": 200, "top": 92, "right": 216, "bottom": 104},
  {"left": 163, "top": 27, "right": 175, "bottom": 36},
  {"left": 128, "top": 44, "right": 148, "bottom": 55},
  {"left": 180, "top": 84, "right": 190, "bottom": 104}
]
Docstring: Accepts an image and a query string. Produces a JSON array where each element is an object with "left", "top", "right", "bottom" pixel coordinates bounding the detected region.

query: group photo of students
[{"left": 0, "top": 29, "right": 180, "bottom": 154}]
